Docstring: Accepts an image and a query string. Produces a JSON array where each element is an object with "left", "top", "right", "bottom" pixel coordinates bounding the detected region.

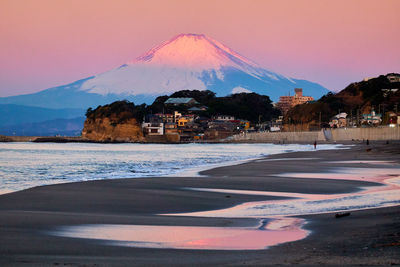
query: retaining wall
[
  {"left": 330, "top": 127, "right": 400, "bottom": 141},
  {"left": 230, "top": 127, "right": 400, "bottom": 142}
]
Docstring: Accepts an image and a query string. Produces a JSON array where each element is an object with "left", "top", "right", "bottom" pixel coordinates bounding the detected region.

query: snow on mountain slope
[{"left": 80, "top": 33, "right": 296, "bottom": 96}]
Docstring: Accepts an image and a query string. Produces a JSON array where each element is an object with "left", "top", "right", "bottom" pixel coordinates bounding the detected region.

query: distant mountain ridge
[
  {"left": 0, "top": 33, "right": 329, "bottom": 110},
  {"left": 0, "top": 104, "right": 84, "bottom": 127},
  {"left": 0, "top": 104, "right": 85, "bottom": 136},
  {"left": 0, "top": 117, "right": 85, "bottom": 136}
]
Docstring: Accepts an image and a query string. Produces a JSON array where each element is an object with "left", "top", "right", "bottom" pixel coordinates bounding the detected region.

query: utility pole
[
  {"left": 319, "top": 112, "right": 322, "bottom": 129},
  {"left": 350, "top": 109, "right": 352, "bottom": 126}
]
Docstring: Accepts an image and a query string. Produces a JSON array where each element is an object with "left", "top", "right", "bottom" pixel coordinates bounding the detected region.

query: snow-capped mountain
[{"left": 0, "top": 33, "right": 329, "bottom": 109}]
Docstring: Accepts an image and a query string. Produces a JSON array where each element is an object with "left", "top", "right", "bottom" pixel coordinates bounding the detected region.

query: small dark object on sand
[{"left": 335, "top": 212, "right": 351, "bottom": 218}]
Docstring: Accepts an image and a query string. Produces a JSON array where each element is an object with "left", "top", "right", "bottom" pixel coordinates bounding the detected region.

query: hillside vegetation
[
  {"left": 151, "top": 90, "right": 280, "bottom": 123},
  {"left": 285, "top": 74, "right": 400, "bottom": 129}
]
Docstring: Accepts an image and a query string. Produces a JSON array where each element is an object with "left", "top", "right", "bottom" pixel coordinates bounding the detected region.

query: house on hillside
[
  {"left": 164, "top": 97, "right": 199, "bottom": 106},
  {"left": 329, "top": 113, "right": 348, "bottom": 128},
  {"left": 177, "top": 114, "right": 195, "bottom": 127},
  {"left": 154, "top": 113, "right": 174, "bottom": 123},
  {"left": 387, "top": 74, "right": 400, "bottom": 83},
  {"left": 164, "top": 122, "right": 178, "bottom": 134},
  {"left": 381, "top": 88, "right": 399, "bottom": 97},
  {"left": 188, "top": 106, "right": 208, "bottom": 113},
  {"left": 362, "top": 111, "right": 382, "bottom": 126},
  {"left": 213, "top": 115, "right": 235, "bottom": 121}
]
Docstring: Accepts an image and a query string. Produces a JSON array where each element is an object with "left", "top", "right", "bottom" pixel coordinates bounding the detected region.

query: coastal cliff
[{"left": 82, "top": 101, "right": 145, "bottom": 142}]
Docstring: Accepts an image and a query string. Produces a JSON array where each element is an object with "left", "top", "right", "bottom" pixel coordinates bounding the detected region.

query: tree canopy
[{"left": 85, "top": 90, "right": 281, "bottom": 124}]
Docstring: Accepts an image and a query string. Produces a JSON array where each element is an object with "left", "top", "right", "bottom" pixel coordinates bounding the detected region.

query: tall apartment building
[{"left": 276, "top": 88, "right": 314, "bottom": 114}]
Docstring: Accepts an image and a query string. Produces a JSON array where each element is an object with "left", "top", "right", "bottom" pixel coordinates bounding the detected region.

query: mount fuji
[{"left": 0, "top": 34, "right": 329, "bottom": 110}]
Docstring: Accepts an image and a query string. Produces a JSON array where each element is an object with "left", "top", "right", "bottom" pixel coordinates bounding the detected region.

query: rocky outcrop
[
  {"left": 81, "top": 101, "right": 145, "bottom": 142},
  {"left": 82, "top": 116, "right": 144, "bottom": 142}
]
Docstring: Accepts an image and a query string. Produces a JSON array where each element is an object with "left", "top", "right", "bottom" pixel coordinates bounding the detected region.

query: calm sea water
[{"left": 0, "top": 142, "right": 338, "bottom": 194}]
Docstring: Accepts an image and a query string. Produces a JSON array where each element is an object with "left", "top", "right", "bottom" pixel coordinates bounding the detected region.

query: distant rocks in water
[
  {"left": 81, "top": 100, "right": 145, "bottom": 142},
  {"left": 335, "top": 212, "right": 351, "bottom": 218}
]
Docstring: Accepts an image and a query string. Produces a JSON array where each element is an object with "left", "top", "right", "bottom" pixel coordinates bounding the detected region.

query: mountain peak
[
  {"left": 7, "top": 33, "right": 326, "bottom": 102},
  {"left": 175, "top": 33, "right": 207, "bottom": 39},
  {"left": 130, "top": 33, "right": 258, "bottom": 70}
]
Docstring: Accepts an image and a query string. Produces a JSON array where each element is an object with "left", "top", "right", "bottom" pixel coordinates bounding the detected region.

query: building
[
  {"left": 174, "top": 111, "right": 182, "bottom": 122},
  {"left": 329, "top": 113, "right": 348, "bottom": 128},
  {"left": 276, "top": 88, "right": 314, "bottom": 114},
  {"left": 387, "top": 74, "right": 400, "bottom": 83},
  {"left": 362, "top": 111, "right": 382, "bottom": 125},
  {"left": 142, "top": 122, "right": 164, "bottom": 135},
  {"left": 388, "top": 112, "right": 399, "bottom": 127},
  {"left": 188, "top": 106, "right": 208, "bottom": 113},
  {"left": 164, "top": 122, "right": 178, "bottom": 134},
  {"left": 382, "top": 88, "right": 399, "bottom": 97},
  {"left": 177, "top": 117, "right": 190, "bottom": 127},
  {"left": 142, "top": 114, "right": 164, "bottom": 135},
  {"left": 154, "top": 113, "right": 174, "bottom": 123},
  {"left": 213, "top": 115, "right": 235, "bottom": 121},
  {"left": 176, "top": 114, "right": 195, "bottom": 127}
]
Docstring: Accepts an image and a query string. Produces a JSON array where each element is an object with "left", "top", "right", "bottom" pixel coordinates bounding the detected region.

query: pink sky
[{"left": 0, "top": 0, "right": 399, "bottom": 97}]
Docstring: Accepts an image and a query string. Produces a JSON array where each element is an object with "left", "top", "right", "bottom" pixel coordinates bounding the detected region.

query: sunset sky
[{"left": 0, "top": 0, "right": 399, "bottom": 97}]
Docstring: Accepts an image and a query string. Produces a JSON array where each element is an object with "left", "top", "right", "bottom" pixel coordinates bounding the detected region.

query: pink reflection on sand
[
  {"left": 174, "top": 167, "right": 400, "bottom": 218},
  {"left": 186, "top": 187, "right": 324, "bottom": 199},
  {"left": 54, "top": 217, "right": 308, "bottom": 250},
  {"left": 277, "top": 167, "right": 400, "bottom": 182},
  {"left": 51, "top": 165, "right": 400, "bottom": 250}
]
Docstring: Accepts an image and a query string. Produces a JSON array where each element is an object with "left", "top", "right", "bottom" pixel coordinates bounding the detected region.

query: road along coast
[{"left": 0, "top": 141, "right": 399, "bottom": 265}]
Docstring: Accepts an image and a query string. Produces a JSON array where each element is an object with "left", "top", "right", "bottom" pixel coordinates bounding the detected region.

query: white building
[
  {"left": 214, "top": 115, "right": 235, "bottom": 121},
  {"left": 387, "top": 74, "right": 400, "bottom": 83},
  {"left": 142, "top": 122, "right": 164, "bottom": 135}
]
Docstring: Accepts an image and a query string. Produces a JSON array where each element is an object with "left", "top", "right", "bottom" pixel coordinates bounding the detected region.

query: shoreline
[
  {"left": 0, "top": 141, "right": 399, "bottom": 265},
  {"left": 0, "top": 142, "right": 342, "bottom": 196},
  {"left": 0, "top": 134, "right": 385, "bottom": 145}
]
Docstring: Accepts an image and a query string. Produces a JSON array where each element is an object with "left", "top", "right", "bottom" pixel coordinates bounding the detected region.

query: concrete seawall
[{"left": 230, "top": 127, "right": 400, "bottom": 142}]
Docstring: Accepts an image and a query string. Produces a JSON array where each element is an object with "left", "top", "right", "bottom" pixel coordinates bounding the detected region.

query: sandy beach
[{"left": 0, "top": 141, "right": 399, "bottom": 266}]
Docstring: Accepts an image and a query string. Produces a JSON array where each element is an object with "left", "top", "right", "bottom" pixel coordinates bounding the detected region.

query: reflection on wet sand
[
  {"left": 174, "top": 167, "right": 400, "bottom": 218},
  {"left": 49, "top": 163, "right": 400, "bottom": 250},
  {"left": 52, "top": 217, "right": 308, "bottom": 250}
]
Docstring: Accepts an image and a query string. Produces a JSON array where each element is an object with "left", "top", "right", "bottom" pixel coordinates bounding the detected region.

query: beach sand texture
[{"left": 0, "top": 141, "right": 399, "bottom": 266}]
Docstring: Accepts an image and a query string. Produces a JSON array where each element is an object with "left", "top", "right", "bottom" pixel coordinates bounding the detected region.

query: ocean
[{"left": 0, "top": 142, "right": 338, "bottom": 194}]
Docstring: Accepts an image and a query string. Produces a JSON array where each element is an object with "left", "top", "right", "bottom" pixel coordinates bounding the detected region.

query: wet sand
[{"left": 0, "top": 141, "right": 399, "bottom": 265}]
